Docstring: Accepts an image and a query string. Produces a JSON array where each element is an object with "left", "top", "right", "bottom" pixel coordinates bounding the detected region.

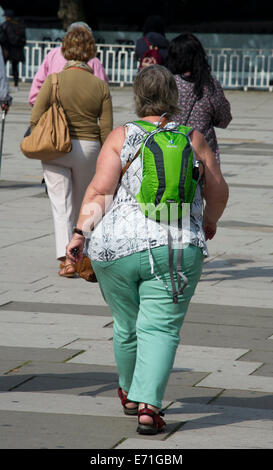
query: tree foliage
[{"left": 58, "top": 0, "right": 86, "bottom": 31}]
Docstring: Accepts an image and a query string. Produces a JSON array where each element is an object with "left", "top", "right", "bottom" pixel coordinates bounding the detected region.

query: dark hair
[
  {"left": 167, "top": 33, "right": 214, "bottom": 99},
  {"left": 143, "top": 15, "right": 165, "bottom": 36}
]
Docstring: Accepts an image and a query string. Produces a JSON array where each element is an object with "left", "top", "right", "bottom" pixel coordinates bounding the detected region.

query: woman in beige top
[{"left": 30, "top": 27, "right": 113, "bottom": 277}]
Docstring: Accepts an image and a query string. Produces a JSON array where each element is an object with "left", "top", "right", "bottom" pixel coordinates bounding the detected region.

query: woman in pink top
[{"left": 28, "top": 22, "right": 109, "bottom": 106}]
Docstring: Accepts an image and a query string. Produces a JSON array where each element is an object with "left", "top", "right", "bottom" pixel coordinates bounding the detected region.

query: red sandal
[
  {"left": 137, "top": 404, "right": 166, "bottom": 435},
  {"left": 118, "top": 387, "right": 138, "bottom": 415}
]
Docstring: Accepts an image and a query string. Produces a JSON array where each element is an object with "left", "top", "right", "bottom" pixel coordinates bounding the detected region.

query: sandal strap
[
  {"left": 118, "top": 386, "right": 137, "bottom": 407},
  {"left": 138, "top": 404, "right": 165, "bottom": 428},
  {"left": 118, "top": 386, "right": 128, "bottom": 406}
]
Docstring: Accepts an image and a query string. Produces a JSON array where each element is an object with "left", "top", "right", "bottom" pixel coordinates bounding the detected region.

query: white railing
[
  {"left": 207, "top": 47, "right": 273, "bottom": 91},
  {"left": 9, "top": 40, "right": 273, "bottom": 90}
]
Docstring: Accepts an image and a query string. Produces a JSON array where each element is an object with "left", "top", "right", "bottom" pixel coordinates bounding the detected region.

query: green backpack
[
  {"left": 133, "top": 120, "right": 198, "bottom": 222},
  {"left": 122, "top": 119, "right": 201, "bottom": 303}
]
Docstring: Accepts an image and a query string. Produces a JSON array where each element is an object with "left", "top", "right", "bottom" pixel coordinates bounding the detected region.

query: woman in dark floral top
[{"left": 167, "top": 33, "right": 232, "bottom": 163}]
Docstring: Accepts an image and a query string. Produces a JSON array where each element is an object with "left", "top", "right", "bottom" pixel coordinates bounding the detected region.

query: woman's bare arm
[
  {"left": 66, "top": 126, "right": 125, "bottom": 261},
  {"left": 191, "top": 130, "right": 229, "bottom": 239}
]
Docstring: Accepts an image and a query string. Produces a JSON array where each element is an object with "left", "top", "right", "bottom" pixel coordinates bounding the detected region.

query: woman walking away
[
  {"left": 30, "top": 26, "right": 113, "bottom": 277},
  {"left": 167, "top": 33, "right": 232, "bottom": 164},
  {"left": 66, "top": 65, "right": 229, "bottom": 435},
  {"left": 28, "top": 22, "right": 109, "bottom": 107}
]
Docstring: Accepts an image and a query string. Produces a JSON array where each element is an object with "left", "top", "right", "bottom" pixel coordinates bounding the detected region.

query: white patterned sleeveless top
[{"left": 88, "top": 122, "right": 208, "bottom": 262}]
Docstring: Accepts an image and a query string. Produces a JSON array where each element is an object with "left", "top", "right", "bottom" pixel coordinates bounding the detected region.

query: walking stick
[{"left": 0, "top": 109, "right": 6, "bottom": 177}]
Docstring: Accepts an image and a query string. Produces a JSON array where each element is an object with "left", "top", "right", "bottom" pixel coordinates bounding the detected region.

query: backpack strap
[
  {"left": 176, "top": 218, "right": 188, "bottom": 298},
  {"left": 143, "top": 37, "right": 151, "bottom": 48},
  {"left": 168, "top": 222, "right": 188, "bottom": 304},
  {"left": 120, "top": 118, "right": 189, "bottom": 303},
  {"left": 120, "top": 118, "right": 168, "bottom": 179}
]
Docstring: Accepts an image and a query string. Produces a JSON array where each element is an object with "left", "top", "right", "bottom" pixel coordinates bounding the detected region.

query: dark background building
[{"left": 0, "top": 0, "right": 273, "bottom": 33}]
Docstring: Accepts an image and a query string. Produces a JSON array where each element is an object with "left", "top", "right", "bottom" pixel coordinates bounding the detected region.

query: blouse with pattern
[
  {"left": 88, "top": 121, "right": 208, "bottom": 263},
  {"left": 173, "top": 75, "right": 232, "bottom": 163}
]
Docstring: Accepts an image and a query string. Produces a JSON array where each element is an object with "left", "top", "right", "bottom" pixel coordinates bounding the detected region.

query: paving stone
[
  {"left": 253, "top": 364, "right": 273, "bottom": 376},
  {"left": 0, "top": 410, "right": 137, "bottom": 449},
  {"left": 167, "top": 369, "right": 208, "bottom": 386},
  {"left": 0, "top": 346, "right": 83, "bottom": 363},
  {"left": 157, "top": 425, "right": 273, "bottom": 449},
  {"left": 196, "top": 368, "right": 273, "bottom": 392},
  {"left": 7, "top": 361, "right": 118, "bottom": 377},
  {"left": 0, "top": 311, "right": 112, "bottom": 348},
  {"left": 211, "top": 389, "right": 273, "bottom": 409},
  {"left": 116, "top": 438, "right": 175, "bottom": 449},
  {"left": 164, "top": 384, "right": 223, "bottom": 404},
  {"left": 180, "top": 323, "right": 273, "bottom": 351},
  {"left": 7, "top": 375, "right": 118, "bottom": 395},
  {"left": 0, "top": 360, "right": 28, "bottom": 375},
  {"left": 0, "top": 301, "right": 111, "bottom": 316}
]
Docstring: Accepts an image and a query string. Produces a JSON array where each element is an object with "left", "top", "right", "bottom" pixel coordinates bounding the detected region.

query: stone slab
[
  {"left": 163, "top": 385, "right": 222, "bottom": 405},
  {"left": 197, "top": 368, "right": 273, "bottom": 393},
  {"left": 211, "top": 389, "right": 273, "bottom": 410},
  {"left": 64, "top": 340, "right": 115, "bottom": 365},
  {"left": 0, "top": 311, "right": 112, "bottom": 348},
  {"left": 164, "top": 401, "right": 273, "bottom": 428},
  {"left": 0, "top": 345, "right": 83, "bottom": 363},
  {"left": 116, "top": 438, "right": 175, "bottom": 449},
  {"left": 0, "top": 410, "right": 136, "bottom": 449},
  {"left": 0, "top": 375, "right": 34, "bottom": 392},
  {"left": 7, "top": 361, "right": 117, "bottom": 377},
  {"left": 181, "top": 323, "right": 273, "bottom": 351},
  {"left": 7, "top": 375, "right": 118, "bottom": 396},
  {"left": 0, "top": 360, "right": 28, "bottom": 375},
  {"left": 188, "top": 302, "right": 273, "bottom": 320},
  {"left": 0, "top": 301, "right": 111, "bottom": 316}
]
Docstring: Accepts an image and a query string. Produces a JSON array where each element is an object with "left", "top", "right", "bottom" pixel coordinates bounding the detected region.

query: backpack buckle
[{"left": 177, "top": 270, "right": 188, "bottom": 295}]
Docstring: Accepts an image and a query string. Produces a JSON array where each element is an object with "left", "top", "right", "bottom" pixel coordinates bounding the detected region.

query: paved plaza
[{"left": 0, "top": 82, "right": 272, "bottom": 450}]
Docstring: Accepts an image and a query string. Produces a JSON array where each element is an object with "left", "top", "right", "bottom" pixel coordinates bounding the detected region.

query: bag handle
[{"left": 50, "top": 73, "right": 61, "bottom": 105}]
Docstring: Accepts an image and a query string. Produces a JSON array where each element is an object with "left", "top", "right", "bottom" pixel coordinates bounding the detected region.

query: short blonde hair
[
  {"left": 61, "top": 27, "right": 97, "bottom": 62},
  {"left": 134, "top": 65, "right": 180, "bottom": 117}
]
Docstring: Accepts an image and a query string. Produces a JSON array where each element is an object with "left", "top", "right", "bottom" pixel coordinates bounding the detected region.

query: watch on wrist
[{"left": 73, "top": 227, "right": 84, "bottom": 236}]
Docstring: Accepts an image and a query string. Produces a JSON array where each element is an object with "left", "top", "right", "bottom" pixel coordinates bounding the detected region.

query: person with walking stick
[{"left": 0, "top": 44, "right": 12, "bottom": 176}]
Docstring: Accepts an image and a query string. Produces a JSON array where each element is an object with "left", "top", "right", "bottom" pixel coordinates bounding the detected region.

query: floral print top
[
  {"left": 88, "top": 121, "right": 208, "bottom": 262},
  {"left": 173, "top": 75, "right": 232, "bottom": 163}
]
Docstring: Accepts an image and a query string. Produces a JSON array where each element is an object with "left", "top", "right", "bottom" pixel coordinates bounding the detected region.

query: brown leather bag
[
  {"left": 20, "top": 73, "right": 72, "bottom": 160},
  {"left": 76, "top": 255, "right": 97, "bottom": 282}
]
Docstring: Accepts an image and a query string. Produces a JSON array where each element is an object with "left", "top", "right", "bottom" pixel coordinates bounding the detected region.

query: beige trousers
[{"left": 42, "top": 139, "right": 101, "bottom": 259}]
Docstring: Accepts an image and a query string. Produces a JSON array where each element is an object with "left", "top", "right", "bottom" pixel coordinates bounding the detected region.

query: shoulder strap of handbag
[
  {"left": 50, "top": 73, "right": 61, "bottom": 105},
  {"left": 183, "top": 95, "right": 197, "bottom": 125}
]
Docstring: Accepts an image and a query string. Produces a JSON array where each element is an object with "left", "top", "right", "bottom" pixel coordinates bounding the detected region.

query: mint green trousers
[{"left": 92, "top": 244, "right": 204, "bottom": 409}]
